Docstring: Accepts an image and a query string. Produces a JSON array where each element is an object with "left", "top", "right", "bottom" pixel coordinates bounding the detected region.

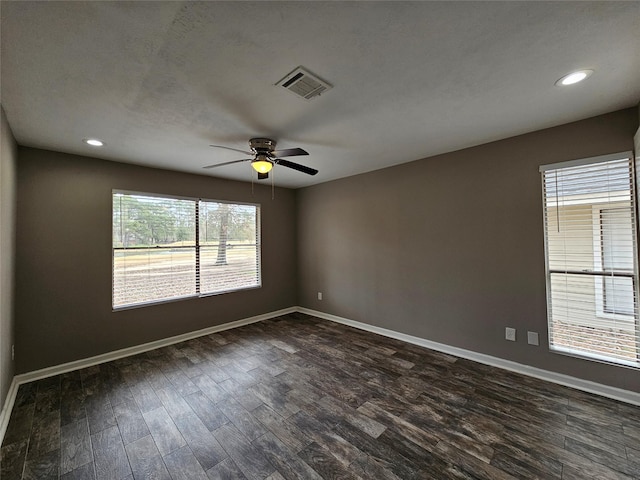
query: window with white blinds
[
  {"left": 113, "top": 191, "right": 260, "bottom": 309},
  {"left": 540, "top": 152, "right": 639, "bottom": 368}
]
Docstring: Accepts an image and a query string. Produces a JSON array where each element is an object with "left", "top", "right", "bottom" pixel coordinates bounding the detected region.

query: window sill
[{"left": 113, "top": 284, "right": 261, "bottom": 311}]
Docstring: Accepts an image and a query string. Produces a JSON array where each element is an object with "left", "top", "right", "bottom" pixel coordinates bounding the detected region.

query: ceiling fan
[{"left": 204, "top": 138, "right": 318, "bottom": 179}]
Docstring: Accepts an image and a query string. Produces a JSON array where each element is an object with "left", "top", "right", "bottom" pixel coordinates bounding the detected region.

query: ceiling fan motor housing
[{"left": 249, "top": 138, "right": 277, "bottom": 154}]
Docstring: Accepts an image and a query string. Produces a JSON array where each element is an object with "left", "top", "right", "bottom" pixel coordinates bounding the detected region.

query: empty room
[{"left": 1, "top": 1, "right": 639, "bottom": 479}]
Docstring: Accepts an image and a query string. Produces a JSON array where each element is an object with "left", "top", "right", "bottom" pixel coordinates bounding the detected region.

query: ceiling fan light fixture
[{"left": 252, "top": 158, "right": 273, "bottom": 174}]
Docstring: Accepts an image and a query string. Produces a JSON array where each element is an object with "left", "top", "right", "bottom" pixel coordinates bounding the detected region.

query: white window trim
[
  {"left": 541, "top": 151, "right": 639, "bottom": 369},
  {"left": 112, "top": 190, "right": 261, "bottom": 310}
]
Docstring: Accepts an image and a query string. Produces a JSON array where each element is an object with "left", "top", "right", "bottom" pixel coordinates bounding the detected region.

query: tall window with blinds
[
  {"left": 540, "top": 152, "right": 639, "bottom": 368},
  {"left": 113, "top": 191, "right": 260, "bottom": 309}
]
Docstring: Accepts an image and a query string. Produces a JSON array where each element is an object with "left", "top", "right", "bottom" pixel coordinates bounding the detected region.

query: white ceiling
[{"left": 1, "top": 1, "right": 639, "bottom": 188}]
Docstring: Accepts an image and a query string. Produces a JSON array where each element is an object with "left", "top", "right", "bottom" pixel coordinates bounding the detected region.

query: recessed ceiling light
[
  {"left": 555, "top": 69, "right": 594, "bottom": 86},
  {"left": 83, "top": 138, "right": 105, "bottom": 147}
]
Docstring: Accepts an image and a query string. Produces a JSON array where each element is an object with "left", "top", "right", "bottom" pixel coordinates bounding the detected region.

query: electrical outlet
[
  {"left": 505, "top": 327, "right": 516, "bottom": 342},
  {"left": 317, "top": 292, "right": 323, "bottom": 300},
  {"left": 527, "top": 331, "right": 539, "bottom": 346}
]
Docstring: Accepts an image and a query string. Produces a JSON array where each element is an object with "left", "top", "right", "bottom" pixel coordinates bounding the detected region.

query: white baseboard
[
  {"left": 0, "top": 307, "right": 295, "bottom": 443},
  {"left": 0, "top": 377, "right": 19, "bottom": 445},
  {"left": 298, "top": 307, "right": 640, "bottom": 407}
]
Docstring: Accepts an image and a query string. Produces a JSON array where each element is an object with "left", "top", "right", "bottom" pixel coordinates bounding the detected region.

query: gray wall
[
  {"left": 297, "top": 108, "right": 639, "bottom": 392},
  {"left": 15, "top": 148, "right": 297, "bottom": 373},
  {"left": 1, "top": 106, "right": 17, "bottom": 407},
  {"left": 10, "top": 107, "right": 640, "bottom": 393}
]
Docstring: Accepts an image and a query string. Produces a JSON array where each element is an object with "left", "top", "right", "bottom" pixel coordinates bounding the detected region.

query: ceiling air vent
[{"left": 276, "top": 66, "right": 332, "bottom": 100}]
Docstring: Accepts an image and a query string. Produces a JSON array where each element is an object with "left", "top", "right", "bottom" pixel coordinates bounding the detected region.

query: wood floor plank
[
  {"left": 60, "top": 462, "right": 96, "bottom": 480},
  {"left": 212, "top": 423, "right": 275, "bottom": 480},
  {"left": 191, "top": 374, "right": 228, "bottom": 404},
  {"left": 623, "top": 424, "right": 640, "bottom": 445},
  {"left": 183, "top": 391, "right": 229, "bottom": 432},
  {"left": 536, "top": 433, "right": 636, "bottom": 479},
  {"left": 34, "top": 376, "right": 61, "bottom": 397},
  {"left": 333, "top": 420, "right": 421, "bottom": 479},
  {"left": 375, "top": 427, "right": 452, "bottom": 478},
  {"left": 163, "top": 445, "right": 209, "bottom": 480},
  {"left": 156, "top": 386, "right": 194, "bottom": 420},
  {"left": 363, "top": 391, "right": 412, "bottom": 418},
  {"left": 25, "top": 410, "right": 59, "bottom": 460},
  {"left": 91, "top": 425, "right": 132, "bottom": 480},
  {"left": 165, "top": 369, "right": 200, "bottom": 397},
  {"left": 626, "top": 446, "right": 640, "bottom": 480},
  {"left": 248, "top": 381, "right": 300, "bottom": 418},
  {"left": 85, "top": 394, "right": 117, "bottom": 435},
  {"left": 564, "top": 436, "right": 638, "bottom": 478},
  {"left": 130, "top": 382, "right": 163, "bottom": 414},
  {"left": 297, "top": 442, "right": 362, "bottom": 480},
  {"left": 107, "top": 382, "right": 134, "bottom": 408},
  {"left": 60, "top": 419, "right": 93, "bottom": 475},
  {"left": 319, "top": 395, "right": 386, "bottom": 439},
  {"left": 138, "top": 360, "right": 173, "bottom": 393},
  {"left": 198, "top": 362, "right": 232, "bottom": 384},
  {"left": 251, "top": 403, "right": 311, "bottom": 453},
  {"left": 33, "top": 388, "right": 60, "bottom": 417},
  {"left": 219, "top": 377, "right": 264, "bottom": 411},
  {"left": 124, "top": 435, "right": 171, "bottom": 480},
  {"left": 407, "top": 407, "right": 494, "bottom": 463},
  {"left": 113, "top": 397, "right": 150, "bottom": 446},
  {"left": 264, "top": 472, "right": 286, "bottom": 479},
  {"left": 490, "top": 450, "right": 562, "bottom": 479},
  {"left": 13, "top": 383, "right": 37, "bottom": 409},
  {"left": 347, "top": 452, "right": 402, "bottom": 480},
  {"left": 2, "top": 404, "right": 35, "bottom": 447},
  {"left": 563, "top": 423, "right": 628, "bottom": 460},
  {"left": 217, "top": 397, "right": 267, "bottom": 442},
  {"left": 565, "top": 414, "right": 629, "bottom": 449},
  {"left": 433, "top": 441, "right": 517, "bottom": 480},
  {"left": 288, "top": 410, "right": 362, "bottom": 467},
  {"left": 356, "top": 401, "right": 438, "bottom": 449},
  {"left": 0, "top": 439, "right": 28, "bottom": 480},
  {"left": 172, "top": 411, "right": 228, "bottom": 470},
  {"left": 142, "top": 406, "right": 186, "bottom": 456},
  {"left": 561, "top": 463, "right": 636, "bottom": 480},
  {"left": 465, "top": 401, "right": 567, "bottom": 448},
  {"left": 205, "top": 457, "right": 248, "bottom": 480},
  {"left": 252, "top": 432, "right": 322, "bottom": 480},
  {"left": 60, "top": 387, "right": 86, "bottom": 427}
]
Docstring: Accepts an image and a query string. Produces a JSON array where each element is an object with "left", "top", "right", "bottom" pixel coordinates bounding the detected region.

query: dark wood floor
[{"left": 1, "top": 312, "right": 639, "bottom": 479}]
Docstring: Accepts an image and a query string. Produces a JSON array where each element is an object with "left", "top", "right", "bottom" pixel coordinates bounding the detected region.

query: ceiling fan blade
[
  {"left": 271, "top": 147, "right": 308, "bottom": 158},
  {"left": 276, "top": 159, "right": 318, "bottom": 175},
  {"left": 258, "top": 172, "right": 269, "bottom": 180},
  {"left": 203, "top": 158, "right": 252, "bottom": 169},
  {"left": 210, "top": 145, "right": 253, "bottom": 155}
]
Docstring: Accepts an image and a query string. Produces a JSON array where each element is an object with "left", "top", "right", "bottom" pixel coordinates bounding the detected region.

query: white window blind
[
  {"left": 113, "top": 191, "right": 260, "bottom": 309},
  {"left": 199, "top": 200, "right": 261, "bottom": 295},
  {"left": 600, "top": 208, "right": 635, "bottom": 316},
  {"left": 540, "top": 153, "right": 639, "bottom": 368}
]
